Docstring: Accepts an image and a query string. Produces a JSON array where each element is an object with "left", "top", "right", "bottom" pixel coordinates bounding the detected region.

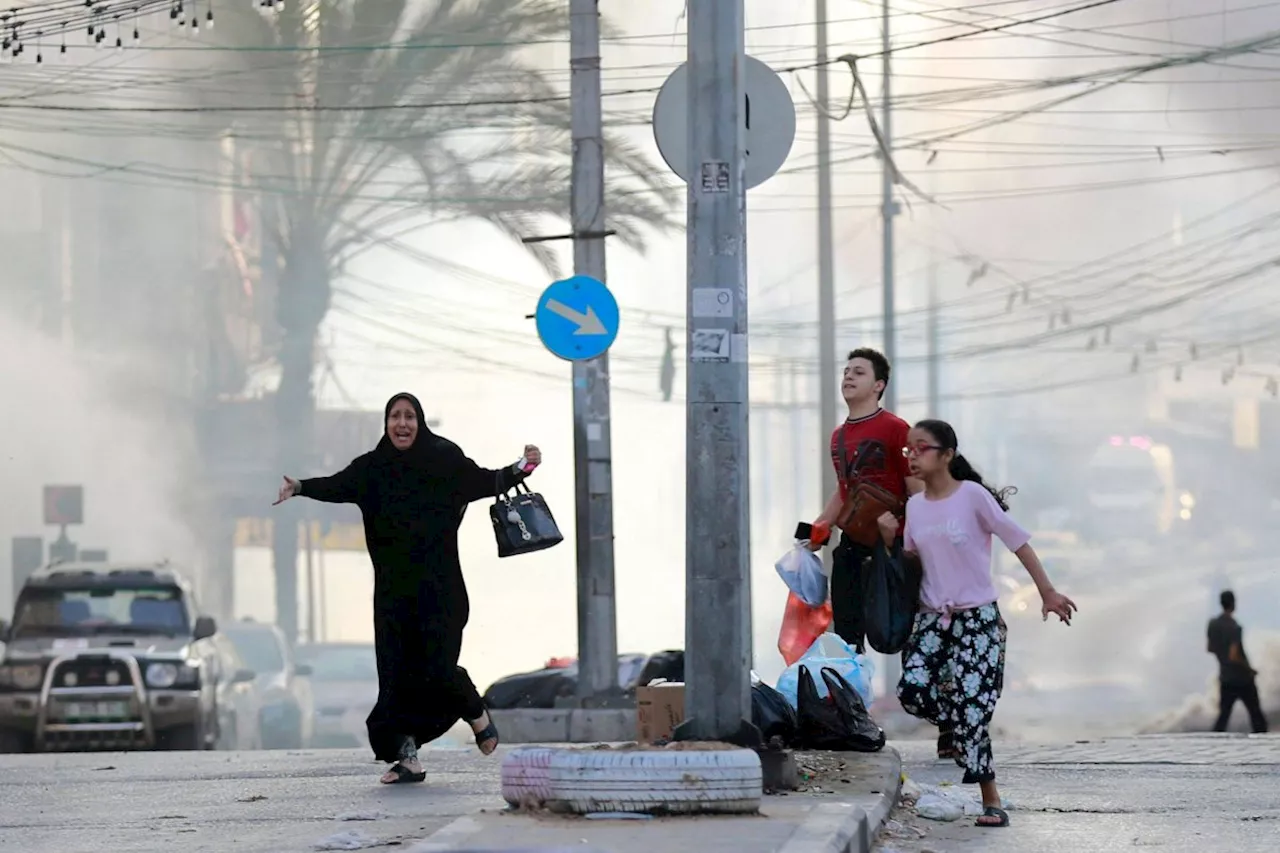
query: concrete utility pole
[
  {"left": 675, "top": 0, "right": 758, "bottom": 745},
  {"left": 880, "top": 0, "right": 902, "bottom": 694},
  {"left": 568, "top": 0, "right": 620, "bottom": 706},
  {"left": 880, "top": 0, "right": 898, "bottom": 412},
  {"left": 816, "top": 0, "right": 839, "bottom": 517}
]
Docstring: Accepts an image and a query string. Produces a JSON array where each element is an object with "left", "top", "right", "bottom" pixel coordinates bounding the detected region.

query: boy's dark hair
[
  {"left": 847, "top": 347, "right": 891, "bottom": 400},
  {"left": 1221, "top": 590, "right": 1236, "bottom": 612}
]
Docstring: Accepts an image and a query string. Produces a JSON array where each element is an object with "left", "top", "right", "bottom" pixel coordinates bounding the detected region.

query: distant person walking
[
  {"left": 274, "top": 392, "right": 541, "bottom": 784},
  {"left": 1207, "top": 590, "right": 1268, "bottom": 734}
]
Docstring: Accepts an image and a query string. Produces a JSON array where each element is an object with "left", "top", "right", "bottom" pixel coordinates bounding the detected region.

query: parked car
[
  {"left": 0, "top": 560, "right": 231, "bottom": 752},
  {"left": 221, "top": 620, "right": 314, "bottom": 749},
  {"left": 295, "top": 642, "right": 378, "bottom": 749},
  {"left": 210, "top": 633, "right": 264, "bottom": 750}
]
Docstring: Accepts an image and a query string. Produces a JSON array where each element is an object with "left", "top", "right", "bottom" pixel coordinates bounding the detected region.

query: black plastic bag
[
  {"left": 861, "top": 540, "right": 922, "bottom": 655},
  {"left": 483, "top": 665, "right": 578, "bottom": 709},
  {"left": 796, "top": 665, "right": 886, "bottom": 752},
  {"left": 751, "top": 682, "right": 799, "bottom": 746}
]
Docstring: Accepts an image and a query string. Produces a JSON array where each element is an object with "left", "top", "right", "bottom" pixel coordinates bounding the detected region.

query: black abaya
[{"left": 296, "top": 393, "right": 525, "bottom": 762}]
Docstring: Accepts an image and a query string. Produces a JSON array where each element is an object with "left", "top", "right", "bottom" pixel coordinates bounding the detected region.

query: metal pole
[
  {"left": 569, "top": 0, "right": 619, "bottom": 706},
  {"left": 927, "top": 264, "right": 940, "bottom": 416},
  {"left": 675, "top": 0, "right": 757, "bottom": 745},
  {"left": 816, "top": 0, "right": 839, "bottom": 515},
  {"left": 880, "top": 0, "right": 902, "bottom": 695},
  {"left": 304, "top": 519, "right": 316, "bottom": 645},
  {"left": 880, "top": 0, "right": 897, "bottom": 410}
]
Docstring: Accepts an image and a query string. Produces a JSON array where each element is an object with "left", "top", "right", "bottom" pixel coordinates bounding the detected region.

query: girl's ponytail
[
  {"left": 948, "top": 453, "right": 1016, "bottom": 512},
  {"left": 914, "top": 418, "right": 1017, "bottom": 512}
]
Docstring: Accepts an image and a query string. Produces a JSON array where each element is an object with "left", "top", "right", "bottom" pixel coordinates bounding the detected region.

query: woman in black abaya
[{"left": 274, "top": 392, "right": 540, "bottom": 784}]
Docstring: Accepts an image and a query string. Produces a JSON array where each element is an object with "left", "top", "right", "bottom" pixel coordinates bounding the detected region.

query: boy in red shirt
[{"left": 813, "top": 348, "right": 919, "bottom": 653}]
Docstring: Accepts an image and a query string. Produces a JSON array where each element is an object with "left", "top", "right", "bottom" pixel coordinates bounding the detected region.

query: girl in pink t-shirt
[{"left": 876, "top": 419, "right": 1076, "bottom": 829}]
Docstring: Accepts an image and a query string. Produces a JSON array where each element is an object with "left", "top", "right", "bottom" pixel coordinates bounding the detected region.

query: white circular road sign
[{"left": 652, "top": 55, "right": 797, "bottom": 190}]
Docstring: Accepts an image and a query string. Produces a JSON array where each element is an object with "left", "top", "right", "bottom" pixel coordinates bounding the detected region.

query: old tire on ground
[
  {"left": 546, "top": 747, "right": 763, "bottom": 815},
  {"left": 500, "top": 746, "right": 557, "bottom": 807}
]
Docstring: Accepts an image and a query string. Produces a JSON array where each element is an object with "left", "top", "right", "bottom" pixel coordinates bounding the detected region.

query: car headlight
[
  {"left": 0, "top": 663, "right": 44, "bottom": 690},
  {"left": 146, "top": 663, "right": 178, "bottom": 688},
  {"left": 143, "top": 662, "right": 199, "bottom": 689}
]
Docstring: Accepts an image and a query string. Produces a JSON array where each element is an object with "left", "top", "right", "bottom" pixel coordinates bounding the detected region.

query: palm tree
[{"left": 221, "top": 0, "right": 677, "bottom": 641}]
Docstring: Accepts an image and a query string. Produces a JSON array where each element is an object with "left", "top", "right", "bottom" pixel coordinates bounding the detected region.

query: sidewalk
[{"left": 409, "top": 748, "right": 903, "bottom": 853}]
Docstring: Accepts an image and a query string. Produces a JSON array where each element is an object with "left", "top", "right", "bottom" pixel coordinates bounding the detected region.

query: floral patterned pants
[{"left": 896, "top": 603, "right": 1008, "bottom": 784}]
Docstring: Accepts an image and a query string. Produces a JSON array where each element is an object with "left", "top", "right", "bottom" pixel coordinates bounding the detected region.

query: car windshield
[
  {"left": 224, "top": 628, "right": 285, "bottom": 675},
  {"left": 11, "top": 586, "right": 188, "bottom": 639},
  {"left": 297, "top": 645, "right": 378, "bottom": 682}
]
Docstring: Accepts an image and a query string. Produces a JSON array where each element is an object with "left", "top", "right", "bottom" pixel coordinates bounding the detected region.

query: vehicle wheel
[
  {"left": 535, "top": 747, "right": 763, "bottom": 815},
  {"left": 157, "top": 723, "right": 203, "bottom": 751},
  {"left": 0, "top": 729, "right": 32, "bottom": 754}
]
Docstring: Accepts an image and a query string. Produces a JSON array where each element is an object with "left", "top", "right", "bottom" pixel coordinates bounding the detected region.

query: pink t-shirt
[{"left": 903, "top": 481, "right": 1031, "bottom": 618}]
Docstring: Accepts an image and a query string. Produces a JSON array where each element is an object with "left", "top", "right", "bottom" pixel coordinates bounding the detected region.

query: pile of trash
[
  {"left": 898, "top": 775, "right": 1013, "bottom": 822},
  {"left": 750, "top": 632, "right": 885, "bottom": 753},
  {"left": 1140, "top": 632, "right": 1280, "bottom": 734}
]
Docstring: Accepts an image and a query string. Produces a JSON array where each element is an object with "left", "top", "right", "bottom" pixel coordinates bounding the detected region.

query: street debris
[
  {"left": 898, "top": 775, "right": 1012, "bottom": 822},
  {"left": 336, "top": 810, "right": 387, "bottom": 822},
  {"left": 236, "top": 794, "right": 268, "bottom": 803},
  {"left": 588, "top": 741, "right": 745, "bottom": 751},
  {"left": 793, "top": 752, "right": 854, "bottom": 793},
  {"left": 879, "top": 818, "right": 929, "bottom": 841},
  {"left": 313, "top": 829, "right": 382, "bottom": 850}
]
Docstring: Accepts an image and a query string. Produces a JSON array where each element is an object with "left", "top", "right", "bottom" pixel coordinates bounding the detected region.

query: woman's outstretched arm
[
  {"left": 275, "top": 455, "right": 371, "bottom": 506},
  {"left": 447, "top": 443, "right": 541, "bottom": 504}
]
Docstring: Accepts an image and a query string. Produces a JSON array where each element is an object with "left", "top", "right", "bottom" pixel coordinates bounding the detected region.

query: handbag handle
[{"left": 493, "top": 473, "right": 534, "bottom": 502}]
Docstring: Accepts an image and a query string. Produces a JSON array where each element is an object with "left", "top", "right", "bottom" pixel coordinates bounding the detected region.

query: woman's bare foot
[
  {"left": 976, "top": 780, "right": 1008, "bottom": 827},
  {"left": 470, "top": 711, "right": 499, "bottom": 756}
]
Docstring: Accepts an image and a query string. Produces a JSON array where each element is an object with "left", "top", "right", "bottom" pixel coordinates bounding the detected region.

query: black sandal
[
  {"left": 977, "top": 806, "right": 1009, "bottom": 828},
  {"left": 380, "top": 762, "right": 427, "bottom": 784},
  {"left": 474, "top": 720, "right": 500, "bottom": 755}
]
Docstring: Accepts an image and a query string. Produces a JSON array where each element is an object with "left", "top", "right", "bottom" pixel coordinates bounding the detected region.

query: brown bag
[
  {"left": 836, "top": 482, "right": 903, "bottom": 548},
  {"left": 831, "top": 428, "right": 904, "bottom": 548}
]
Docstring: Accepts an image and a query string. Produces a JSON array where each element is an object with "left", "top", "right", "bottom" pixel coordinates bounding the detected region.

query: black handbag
[
  {"left": 489, "top": 477, "right": 564, "bottom": 558},
  {"left": 861, "top": 539, "right": 922, "bottom": 655}
]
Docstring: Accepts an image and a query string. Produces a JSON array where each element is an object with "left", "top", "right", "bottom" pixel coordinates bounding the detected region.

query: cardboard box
[{"left": 635, "top": 682, "right": 685, "bottom": 743}]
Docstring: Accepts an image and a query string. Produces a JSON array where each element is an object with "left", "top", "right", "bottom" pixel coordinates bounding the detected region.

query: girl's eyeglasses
[{"left": 902, "top": 444, "right": 944, "bottom": 458}]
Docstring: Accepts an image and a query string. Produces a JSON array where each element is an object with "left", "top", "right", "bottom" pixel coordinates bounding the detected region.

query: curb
[{"left": 777, "top": 748, "right": 903, "bottom": 853}]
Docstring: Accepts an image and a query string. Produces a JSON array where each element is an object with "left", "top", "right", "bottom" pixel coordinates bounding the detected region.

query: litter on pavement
[
  {"left": 313, "top": 829, "right": 382, "bottom": 850},
  {"left": 900, "top": 775, "right": 1015, "bottom": 822}
]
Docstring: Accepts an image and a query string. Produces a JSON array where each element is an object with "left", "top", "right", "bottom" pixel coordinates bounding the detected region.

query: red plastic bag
[{"left": 777, "top": 591, "right": 833, "bottom": 666}]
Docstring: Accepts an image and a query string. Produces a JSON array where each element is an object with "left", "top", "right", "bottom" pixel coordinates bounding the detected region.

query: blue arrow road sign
[{"left": 535, "top": 275, "right": 620, "bottom": 362}]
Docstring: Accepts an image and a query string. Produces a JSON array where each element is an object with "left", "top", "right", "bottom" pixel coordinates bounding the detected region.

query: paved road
[
  {"left": 0, "top": 745, "right": 901, "bottom": 853},
  {"left": 0, "top": 747, "right": 499, "bottom": 853},
  {"left": 876, "top": 735, "right": 1280, "bottom": 853}
]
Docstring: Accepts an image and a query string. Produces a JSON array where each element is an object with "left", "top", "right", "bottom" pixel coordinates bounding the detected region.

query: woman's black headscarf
[{"left": 375, "top": 392, "right": 441, "bottom": 465}]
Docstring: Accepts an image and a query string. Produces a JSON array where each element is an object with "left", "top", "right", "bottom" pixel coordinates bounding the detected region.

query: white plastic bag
[
  {"left": 776, "top": 632, "right": 876, "bottom": 710},
  {"left": 774, "top": 542, "right": 829, "bottom": 607}
]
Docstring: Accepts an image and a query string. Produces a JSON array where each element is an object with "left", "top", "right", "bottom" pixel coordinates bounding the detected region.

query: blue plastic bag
[
  {"left": 774, "top": 542, "right": 829, "bottom": 607},
  {"left": 776, "top": 632, "right": 876, "bottom": 710}
]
